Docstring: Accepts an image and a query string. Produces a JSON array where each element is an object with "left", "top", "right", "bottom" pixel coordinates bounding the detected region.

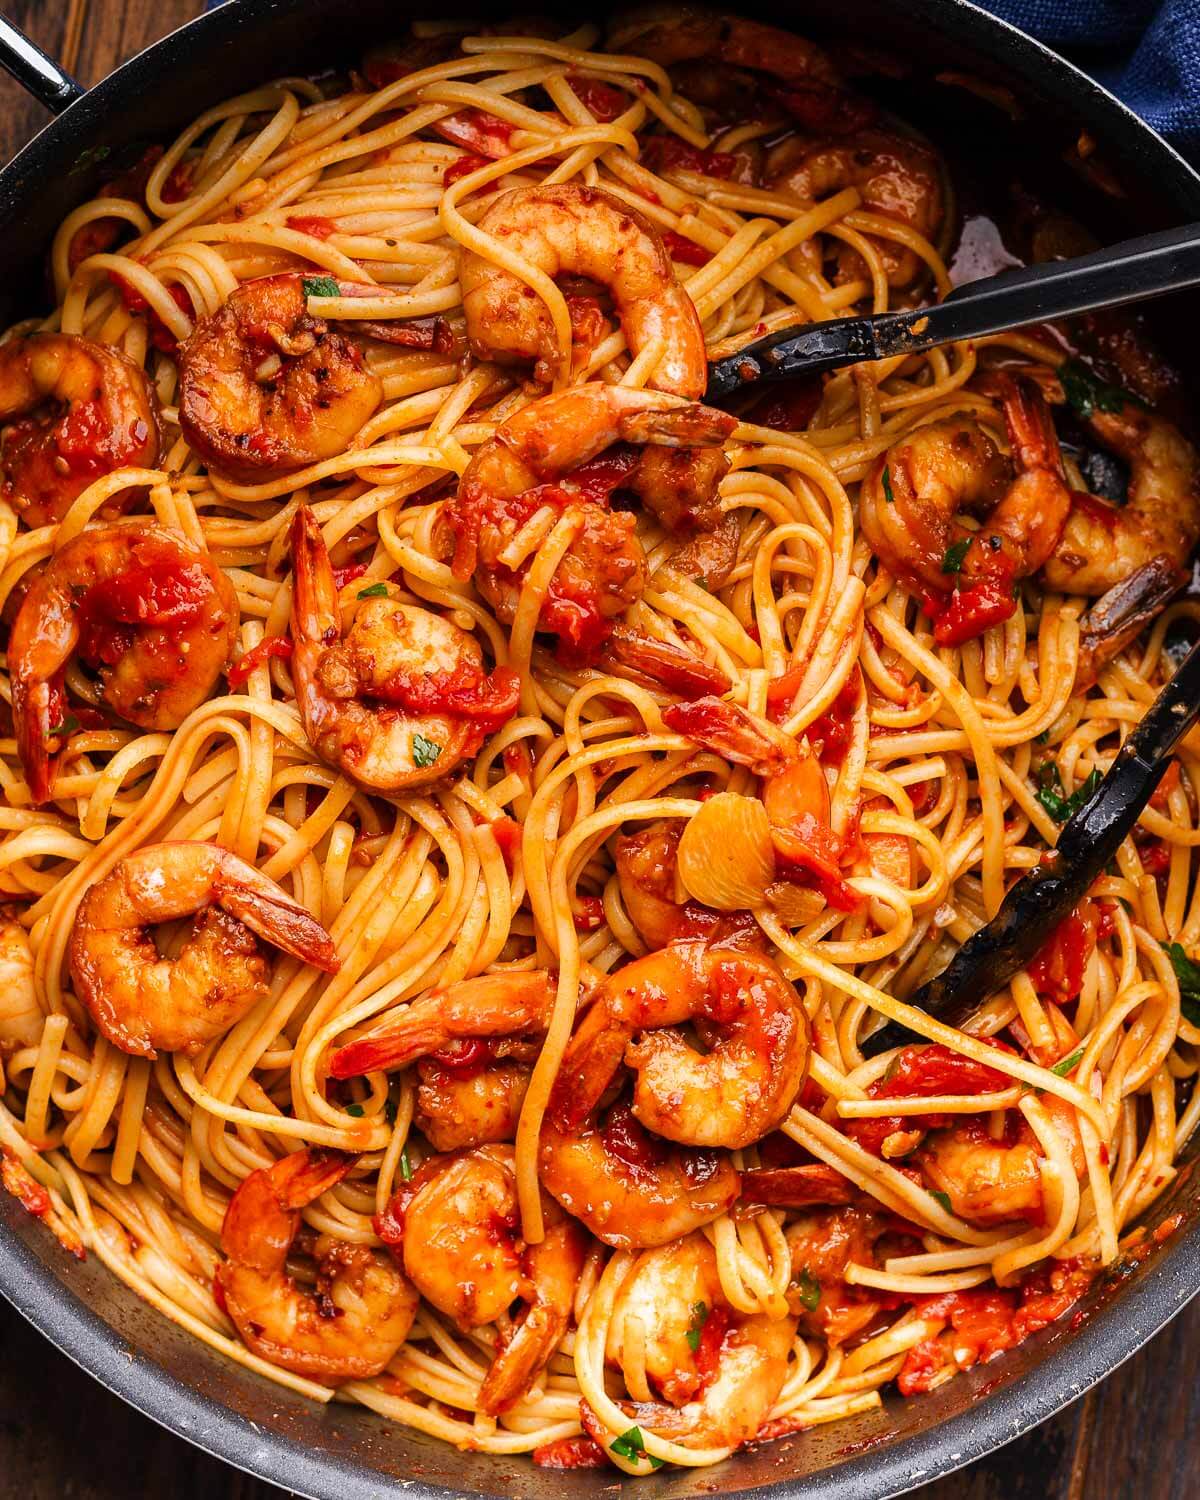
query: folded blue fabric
[{"left": 981, "top": 0, "right": 1200, "bottom": 157}]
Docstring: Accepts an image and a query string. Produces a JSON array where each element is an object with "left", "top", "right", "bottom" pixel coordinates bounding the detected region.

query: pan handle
[{"left": 0, "top": 12, "right": 84, "bottom": 114}]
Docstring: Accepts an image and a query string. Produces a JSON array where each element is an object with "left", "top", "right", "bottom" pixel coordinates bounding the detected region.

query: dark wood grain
[{"left": 0, "top": 5, "right": 1199, "bottom": 1498}]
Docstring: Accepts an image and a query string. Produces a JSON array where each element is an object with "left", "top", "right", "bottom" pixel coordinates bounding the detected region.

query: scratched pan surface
[{"left": 0, "top": 1, "right": 1199, "bottom": 1495}]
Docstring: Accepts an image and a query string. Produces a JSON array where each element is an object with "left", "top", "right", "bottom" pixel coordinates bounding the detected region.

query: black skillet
[{"left": 1, "top": 5, "right": 1200, "bottom": 1500}]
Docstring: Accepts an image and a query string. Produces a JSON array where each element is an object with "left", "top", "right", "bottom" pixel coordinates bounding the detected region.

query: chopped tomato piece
[
  {"left": 927, "top": 576, "right": 1018, "bottom": 647},
  {"left": 433, "top": 108, "right": 515, "bottom": 159},
  {"left": 845, "top": 1041, "right": 1012, "bottom": 1157},
  {"left": 533, "top": 1436, "right": 610, "bottom": 1470},
  {"left": 663, "top": 230, "right": 712, "bottom": 266},
  {"left": 228, "top": 636, "right": 294, "bottom": 687},
  {"left": 285, "top": 214, "right": 337, "bottom": 238},
  {"left": 643, "top": 136, "right": 738, "bottom": 178},
  {"left": 442, "top": 153, "right": 495, "bottom": 188},
  {"left": 490, "top": 814, "right": 521, "bottom": 871},
  {"left": 566, "top": 73, "right": 628, "bottom": 122},
  {"left": 1027, "top": 899, "right": 1099, "bottom": 1001}
]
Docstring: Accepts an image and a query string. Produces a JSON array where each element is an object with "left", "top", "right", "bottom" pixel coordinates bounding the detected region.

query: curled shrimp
[
  {"left": 0, "top": 333, "right": 160, "bottom": 528},
  {"left": 0, "top": 918, "right": 41, "bottom": 1057},
  {"left": 328, "top": 970, "right": 551, "bottom": 1078},
  {"left": 916, "top": 1096, "right": 1084, "bottom": 1228},
  {"left": 290, "top": 507, "right": 519, "bottom": 793},
  {"left": 461, "top": 183, "right": 706, "bottom": 397},
  {"left": 765, "top": 127, "right": 946, "bottom": 287},
  {"left": 614, "top": 820, "right": 761, "bottom": 950},
  {"left": 785, "top": 1205, "right": 894, "bottom": 1345},
  {"left": 218, "top": 1148, "right": 418, "bottom": 1383},
  {"left": 377, "top": 1143, "right": 589, "bottom": 1414},
  {"left": 607, "top": 5, "right": 867, "bottom": 133},
  {"left": 540, "top": 1097, "right": 739, "bottom": 1250},
  {"left": 554, "top": 942, "right": 809, "bottom": 1150},
  {"left": 606, "top": 1230, "right": 797, "bottom": 1450},
  {"left": 69, "top": 841, "right": 339, "bottom": 1058},
  {"left": 446, "top": 382, "right": 734, "bottom": 652},
  {"left": 178, "top": 274, "right": 382, "bottom": 480},
  {"left": 9, "top": 523, "right": 239, "bottom": 804},
  {"left": 416, "top": 1057, "right": 533, "bottom": 1152}
]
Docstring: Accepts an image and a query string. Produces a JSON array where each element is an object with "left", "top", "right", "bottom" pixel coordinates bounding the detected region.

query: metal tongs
[
  {"left": 862, "top": 637, "right": 1200, "bottom": 1056},
  {"left": 706, "top": 221, "right": 1200, "bottom": 401}
]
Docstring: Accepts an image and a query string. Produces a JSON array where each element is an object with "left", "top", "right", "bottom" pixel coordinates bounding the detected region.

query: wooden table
[{"left": 0, "top": 3, "right": 1198, "bottom": 1496}]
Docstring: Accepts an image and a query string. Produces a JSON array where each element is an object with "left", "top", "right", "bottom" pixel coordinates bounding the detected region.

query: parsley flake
[
  {"left": 941, "top": 538, "right": 970, "bottom": 575},
  {"left": 344, "top": 1102, "right": 364, "bottom": 1118},
  {"left": 1036, "top": 764, "right": 1101, "bottom": 823},
  {"left": 1059, "top": 358, "right": 1139, "bottom": 419},
  {"left": 400, "top": 1146, "right": 413, "bottom": 1181},
  {"left": 881, "top": 466, "right": 895, "bottom": 504},
  {"left": 48, "top": 713, "right": 80, "bottom": 740},
  {"left": 1051, "top": 1046, "right": 1085, "bottom": 1078},
  {"left": 929, "top": 1189, "right": 952, "bottom": 1213},
  {"left": 609, "top": 1425, "right": 664, "bottom": 1469},
  {"left": 685, "top": 1300, "right": 709, "bottom": 1352},
  {"left": 1162, "top": 942, "right": 1200, "bottom": 1026},
  {"left": 412, "top": 733, "right": 443, "bottom": 768},
  {"left": 794, "top": 1268, "right": 821, "bottom": 1312},
  {"left": 356, "top": 581, "right": 389, "bottom": 599},
  {"left": 301, "top": 274, "right": 340, "bottom": 298}
]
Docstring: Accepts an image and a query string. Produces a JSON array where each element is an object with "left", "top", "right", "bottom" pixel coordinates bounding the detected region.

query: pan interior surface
[{"left": 1, "top": 3, "right": 1199, "bottom": 1498}]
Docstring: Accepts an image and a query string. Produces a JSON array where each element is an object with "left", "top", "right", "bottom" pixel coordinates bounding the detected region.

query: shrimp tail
[
  {"left": 290, "top": 506, "right": 339, "bottom": 639},
  {"left": 274, "top": 1146, "right": 357, "bottom": 1210},
  {"left": 618, "top": 403, "right": 736, "bottom": 450},
  {"left": 12, "top": 678, "right": 61, "bottom": 806},
  {"left": 607, "top": 625, "right": 731, "bottom": 697},
  {"left": 549, "top": 1001, "right": 628, "bottom": 1129},
  {"left": 328, "top": 1010, "right": 446, "bottom": 1078},
  {"left": 740, "top": 1163, "right": 858, "bottom": 1208},
  {"left": 220, "top": 879, "right": 340, "bottom": 974},
  {"left": 1077, "top": 554, "right": 1186, "bottom": 687}
]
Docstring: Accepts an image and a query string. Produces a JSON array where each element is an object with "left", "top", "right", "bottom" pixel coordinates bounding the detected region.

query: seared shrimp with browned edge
[
  {"left": 9, "top": 523, "right": 239, "bottom": 804},
  {"left": 290, "top": 506, "right": 519, "bottom": 793},
  {"left": 178, "top": 274, "right": 382, "bottom": 480},
  {"left": 0, "top": 333, "right": 160, "bottom": 528},
  {"left": 219, "top": 1148, "right": 418, "bottom": 1383},
  {"left": 445, "top": 382, "right": 734, "bottom": 652},
  {"left": 69, "top": 841, "right": 339, "bottom": 1057},
  {"left": 376, "top": 1142, "right": 589, "bottom": 1413}
]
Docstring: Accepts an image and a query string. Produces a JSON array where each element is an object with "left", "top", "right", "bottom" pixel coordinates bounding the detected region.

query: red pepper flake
[
  {"left": 228, "top": 636, "right": 293, "bottom": 687},
  {"left": 573, "top": 894, "right": 605, "bottom": 932}
]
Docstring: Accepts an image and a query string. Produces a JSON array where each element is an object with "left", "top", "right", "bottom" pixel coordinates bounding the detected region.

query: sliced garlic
[{"left": 677, "top": 791, "right": 775, "bottom": 910}]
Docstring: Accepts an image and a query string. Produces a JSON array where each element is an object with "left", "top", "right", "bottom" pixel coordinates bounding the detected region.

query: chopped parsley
[
  {"left": 941, "top": 538, "right": 970, "bottom": 575},
  {"left": 685, "top": 1300, "right": 709, "bottom": 1352},
  {"left": 881, "top": 466, "right": 895, "bottom": 504},
  {"left": 928, "top": 1189, "right": 953, "bottom": 1213},
  {"left": 794, "top": 1268, "right": 821, "bottom": 1312},
  {"left": 1035, "top": 728, "right": 1051, "bottom": 745},
  {"left": 412, "top": 733, "right": 443, "bottom": 768},
  {"left": 356, "top": 581, "right": 389, "bottom": 599},
  {"left": 1162, "top": 941, "right": 1200, "bottom": 1026},
  {"left": 1036, "top": 764, "right": 1101, "bottom": 823},
  {"left": 71, "top": 144, "right": 111, "bottom": 175},
  {"left": 301, "top": 274, "right": 340, "bottom": 298},
  {"left": 1051, "top": 1046, "right": 1085, "bottom": 1078},
  {"left": 344, "top": 1102, "right": 364, "bottom": 1118},
  {"left": 48, "top": 713, "right": 80, "bottom": 740},
  {"left": 399, "top": 1146, "right": 413, "bottom": 1181},
  {"left": 609, "top": 1425, "right": 664, "bottom": 1469},
  {"left": 1059, "top": 358, "right": 1139, "bottom": 419}
]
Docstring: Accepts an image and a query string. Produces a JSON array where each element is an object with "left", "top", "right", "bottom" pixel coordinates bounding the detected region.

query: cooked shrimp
[
  {"left": 614, "top": 820, "right": 760, "bottom": 950},
  {"left": 1041, "top": 396, "right": 1200, "bottom": 594},
  {"left": 785, "top": 1205, "right": 893, "bottom": 1345},
  {"left": 379, "top": 1143, "right": 589, "bottom": 1413},
  {"left": 554, "top": 942, "right": 808, "bottom": 1150},
  {"left": 460, "top": 184, "right": 706, "bottom": 397},
  {"left": 446, "top": 382, "right": 734, "bottom": 651},
  {"left": 916, "top": 1097, "right": 1085, "bottom": 1228},
  {"left": 0, "top": 333, "right": 160, "bottom": 528},
  {"left": 218, "top": 1148, "right": 418, "bottom": 1383},
  {"left": 607, "top": 5, "right": 866, "bottom": 133},
  {"left": 328, "top": 970, "right": 551, "bottom": 1078},
  {"left": 661, "top": 695, "right": 797, "bottom": 775},
  {"left": 765, "top": 128, "right": 946, "bottom": 287},
  {"left": 607, "top": 1231, "right": 797, "bottom": 1449},
  {"left": 0, "top": 919, "right": 41, "bottom": 1056},
  {"left": 9, "top": 523, "right": 239, "bottom": 804},
  {"left": 69, "top": 841, "right": 339, "bottom": 1058},
  {"left": 178, "top": 274, "right": 382, "bottom": 480},
  {"left": 860, "top": 376, "right": 1071, "bottom": 601},
  {"left": 416, "top": 1058, "right": 533, "bottom": 1152},
  {"left": 539, "top": 1099, "right": 739, "bottom": 1249},
  {"left": 290, "top": 506, "right": 519, "bottom": 793}
]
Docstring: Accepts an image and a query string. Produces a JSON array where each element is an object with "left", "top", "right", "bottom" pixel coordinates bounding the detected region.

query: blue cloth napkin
[{"left": 979, "top": 1, "right": 1200, "bottom": 157}]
